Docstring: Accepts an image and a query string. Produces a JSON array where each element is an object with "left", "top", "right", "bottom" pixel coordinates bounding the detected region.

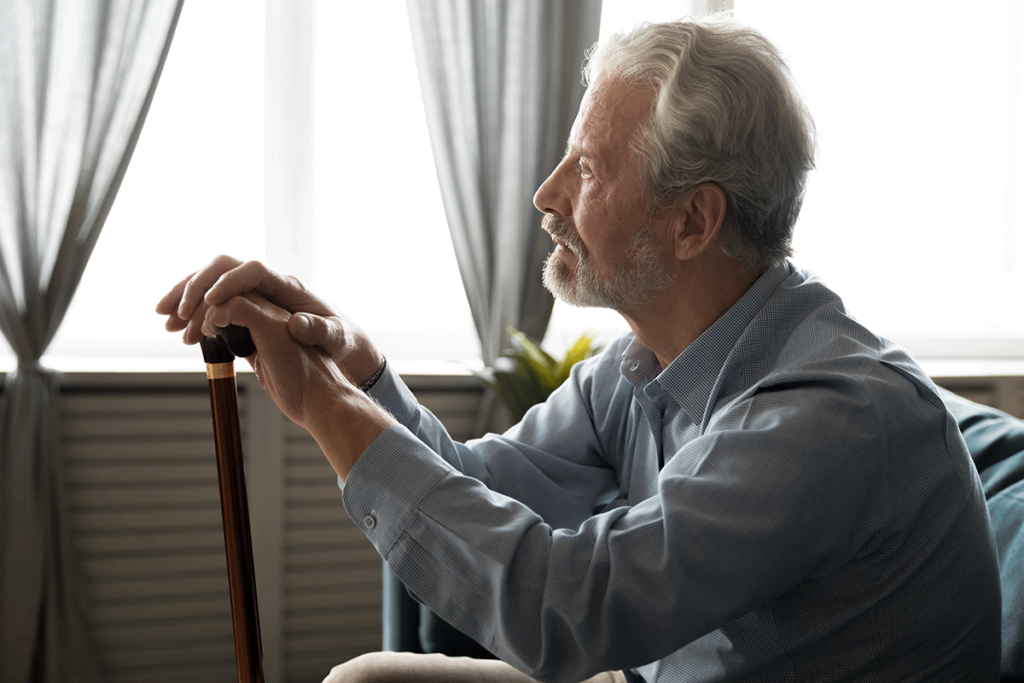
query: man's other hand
[
  {"left": 156, "top": 256, "right": 395, "bottom": 479},
  {"left": 156, "top": 255, "right": 385, "bottom": 386}
]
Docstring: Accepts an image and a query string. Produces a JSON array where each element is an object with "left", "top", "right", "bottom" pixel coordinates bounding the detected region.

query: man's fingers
[
  {"left": 288, "top": 313, "right": 346, "bottom": 355},
  {"left": 178, "top": 255, "right": 244, "bottom": 320},
  {"left": 161, "top": 257, "right": 355, "bottom": 376},
  {"left": 205, "top": 260, "right": 278, "bottom": 308},
  {"left": 202, "top": 293, "right": 280, "bottom": 340},
  {"left": 289, "top": 313, "right": 317, "bottom": 344},
  {"left": 156, "top": 275, "right": 192, "bottom": 316},
  {"left": 164, "top": 314, "right": 188, "bottom": 333},
  {"left": 182, "top": 299, "right": 214, "bottom": 345},
  {"left": 206, "top": 261, "right": 336, "bottom": 318},
  {"left": 159, "top": 257, "right": 340, "bottom": 354}
]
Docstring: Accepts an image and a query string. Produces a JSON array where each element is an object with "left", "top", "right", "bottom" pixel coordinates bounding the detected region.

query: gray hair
[{"left": 584, "top": 14, "right": 816, "bottom": 272}]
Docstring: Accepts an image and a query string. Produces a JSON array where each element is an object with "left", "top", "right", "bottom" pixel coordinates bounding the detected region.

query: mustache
[{"left": 542, "top": 214, "right": 584, "bottom": 254}]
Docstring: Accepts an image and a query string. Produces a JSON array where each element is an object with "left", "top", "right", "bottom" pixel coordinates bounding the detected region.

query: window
[
  {"left": 551, "top": 0, "right": 1024, "bottom": 358},
  {"left": 309, "top": 1, "right": 478, "bottom": 368},
  {"left": 733, "top": 0, "right": 1024, "bottom": 358},
  {"left": 26, "top": 0, "right": 267, "bottom": 371},
  {"left": 6, "top": 1, "right": 1021, "bottom": 373}
]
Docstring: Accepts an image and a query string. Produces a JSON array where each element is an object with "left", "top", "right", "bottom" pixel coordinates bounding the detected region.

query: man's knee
[
  {"left": 322, "top": 652, "right": 402, "bottom": 683},
  {"left": 321, "top": 651, "right": 530, "bottom": 683},
  {"left": 321, "top": 651, "right": 625, "bottom": 683}
]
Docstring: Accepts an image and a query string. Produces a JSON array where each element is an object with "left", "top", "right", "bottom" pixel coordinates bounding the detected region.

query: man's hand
[
  {"left": 156, "top": 255, "right": 384, "bottom": 386},
  {"left": 156, "top": 256, "right": 395, "bottom": 479}
]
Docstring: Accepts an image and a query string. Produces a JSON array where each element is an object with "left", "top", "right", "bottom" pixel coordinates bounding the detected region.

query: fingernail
[{"left": 295, "top": 314, "right": 311, "bottom": 336}]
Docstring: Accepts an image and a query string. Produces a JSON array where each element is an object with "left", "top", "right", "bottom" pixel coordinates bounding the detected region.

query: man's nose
[{"left": 533, "top": 159, "right": 571, "bottom": 217}]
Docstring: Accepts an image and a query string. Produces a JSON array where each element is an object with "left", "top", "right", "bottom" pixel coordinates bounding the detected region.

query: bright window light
[
  {"left": 733, "top": 0, "right": 1024, "bottom": 357},
  {"left": 5, "top": 0, "right": 1020, "bottom": 373},
  {"left": 552, "top": 0, "right": 1024, "bottom": 359},
  {"left": 309, "top": 0, "right": 479, "bottom": 367},
  {"left": 32, "top": 0, "right": 266, "bottom": 370}
]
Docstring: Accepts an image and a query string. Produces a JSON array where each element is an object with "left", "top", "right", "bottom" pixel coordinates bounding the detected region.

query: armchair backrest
[{"left": 939, "top": 387, "right": 1024, "bottom": 678}]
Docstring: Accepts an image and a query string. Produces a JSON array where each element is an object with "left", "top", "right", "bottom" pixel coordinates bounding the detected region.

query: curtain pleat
[
  {"left": 0, "top": 2, "right": 184, "bottom": 681},
  {"left": 406, "top": 0, "right": 603, "bottom": 369}
]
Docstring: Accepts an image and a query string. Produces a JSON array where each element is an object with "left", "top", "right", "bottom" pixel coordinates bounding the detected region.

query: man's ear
[{"left": 670, "top": 183, "right": 728, "bottom": 262}]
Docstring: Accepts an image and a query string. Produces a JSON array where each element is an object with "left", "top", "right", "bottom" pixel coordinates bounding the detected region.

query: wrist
[
  {"left": 359, "top": 355, "right": 387, "bottom": 392},
  {"left": 308, "top": 384, "right": 397, "bottom": 482},
  {"left": 345, "top": 348, "right": 386, "bottom": 389}
]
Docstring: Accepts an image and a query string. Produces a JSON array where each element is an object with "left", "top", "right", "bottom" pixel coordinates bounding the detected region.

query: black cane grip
[
  {"left": 221, "top": 324, "right": 257, "bottom": 358},
  {"left": 200, "top": 325, "right": 256, "bottom": 364}
]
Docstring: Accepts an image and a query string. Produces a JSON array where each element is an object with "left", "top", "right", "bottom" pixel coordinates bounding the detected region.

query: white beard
[{"left": 541, "top": 214, "right": 672, "bottom": 311}]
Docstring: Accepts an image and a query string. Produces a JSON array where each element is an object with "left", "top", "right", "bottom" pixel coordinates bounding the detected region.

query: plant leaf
[
  {"left": 479, "top": 326, "right": 603, "bottom": 420},
  {"left": 554, "top": 332, "right": 598, "bottom": 381},
  {"left": 509, "top": 327, "right": 556, "bottom": 367},
  {"left": 490, "top": 369, "right": 536, "bottom": 421},
  {"left": 509, "top": 328, "right": 559, "bottom": 395}
]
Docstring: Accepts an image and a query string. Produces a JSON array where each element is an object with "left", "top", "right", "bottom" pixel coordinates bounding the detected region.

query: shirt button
[
  {"left": 362, "top": 514, "right": 377, "bottom": 530},
  {"left": 629, "top": 362, "right": 640, "bottom": 372}
]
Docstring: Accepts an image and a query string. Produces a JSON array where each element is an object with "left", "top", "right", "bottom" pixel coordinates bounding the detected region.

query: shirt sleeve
[
  {"left": 342, "top": 378, "right": 888, "bottom": 683},
  {"left": 362, "top": 353, "right": 624, "bottom": 530}
]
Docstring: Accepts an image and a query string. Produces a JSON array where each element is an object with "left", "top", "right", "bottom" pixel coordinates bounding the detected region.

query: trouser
[{"left": 321, "top": 652, "right": 627, "bottom": 683}]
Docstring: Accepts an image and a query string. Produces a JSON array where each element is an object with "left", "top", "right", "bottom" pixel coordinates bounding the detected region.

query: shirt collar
[{"left": 621, "top": 261, "right": 793, "bottom": 421}]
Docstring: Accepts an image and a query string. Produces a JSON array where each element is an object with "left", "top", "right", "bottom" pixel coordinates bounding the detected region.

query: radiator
[{"left": 56, "top": 371, "right": 482, "bottom": 683}]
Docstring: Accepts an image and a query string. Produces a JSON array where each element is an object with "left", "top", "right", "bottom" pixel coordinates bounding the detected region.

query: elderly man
[{"left": 158, "top": 15, "right": 1001, "bottom": 683}]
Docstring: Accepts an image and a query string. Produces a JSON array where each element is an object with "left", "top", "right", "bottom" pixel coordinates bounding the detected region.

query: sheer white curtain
[
  {"left": 0, "top": 1, "right": 183, "bottom": 680},
  {"left": 405, "top": 0, "right": 604, "bottom": 368}
]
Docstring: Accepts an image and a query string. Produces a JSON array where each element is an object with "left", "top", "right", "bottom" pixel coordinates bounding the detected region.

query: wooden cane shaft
[{"left": 207, "top": 364, "right": 265, "bottom": 683}]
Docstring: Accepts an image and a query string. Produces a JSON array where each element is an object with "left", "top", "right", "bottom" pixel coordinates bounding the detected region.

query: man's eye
[{"left": 578, "top": 158, "right": 593, "bottom": 179}]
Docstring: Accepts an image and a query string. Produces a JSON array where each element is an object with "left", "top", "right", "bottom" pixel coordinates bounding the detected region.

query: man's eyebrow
[{"left": 562, "top": 139, "right": 593, "bottom": 162}]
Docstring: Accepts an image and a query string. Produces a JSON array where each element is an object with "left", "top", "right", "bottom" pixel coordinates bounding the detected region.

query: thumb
[{"left": 288, "top": 313, "right": 345, "bottom": 355}]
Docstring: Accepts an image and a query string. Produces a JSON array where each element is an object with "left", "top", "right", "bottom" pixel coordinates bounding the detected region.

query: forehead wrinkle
[{"left": 586, "top": 78, "right": 654, "bottom": 157}]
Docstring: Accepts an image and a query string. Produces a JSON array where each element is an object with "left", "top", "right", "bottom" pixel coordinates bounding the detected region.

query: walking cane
[{"left": 200, "top": 325, "right": 264, "bottom": 683}]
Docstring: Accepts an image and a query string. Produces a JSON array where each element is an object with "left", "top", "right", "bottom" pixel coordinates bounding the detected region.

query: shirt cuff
[{"left": 341, "top": 423, "right": 455, "bottom": 556}]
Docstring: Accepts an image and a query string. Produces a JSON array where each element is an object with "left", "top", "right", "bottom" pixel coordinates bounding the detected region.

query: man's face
[{"left": 533, "top": 77, "right": 673, "bottom": 312}]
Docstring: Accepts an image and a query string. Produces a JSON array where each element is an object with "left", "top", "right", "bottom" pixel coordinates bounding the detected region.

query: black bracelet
[{"left": 359, "top": 356, "right": 387, "bottom": 393}]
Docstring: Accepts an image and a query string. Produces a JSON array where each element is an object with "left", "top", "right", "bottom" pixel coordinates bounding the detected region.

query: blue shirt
[{"left": 342, "top": 263, "right": 1001, "bottom": 682}]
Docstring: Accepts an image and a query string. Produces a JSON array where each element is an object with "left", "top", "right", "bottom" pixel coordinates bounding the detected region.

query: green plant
[{"left": 474, "top": 327, "right": 602, "bottom": 421}]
